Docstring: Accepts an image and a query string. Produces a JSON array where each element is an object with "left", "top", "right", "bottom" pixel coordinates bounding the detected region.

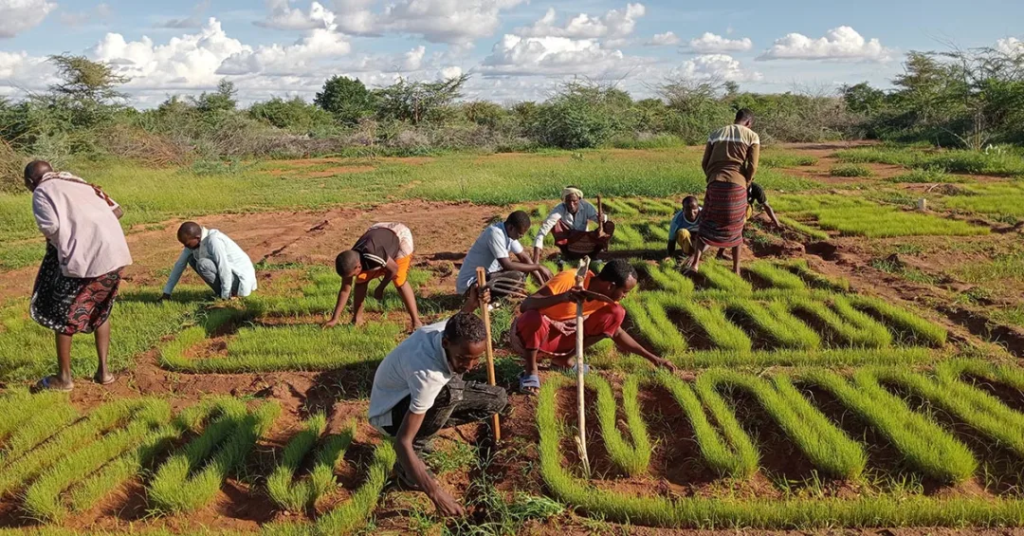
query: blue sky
[{"left": 2, "top": 0, "right": 1022, "bottom": 106}]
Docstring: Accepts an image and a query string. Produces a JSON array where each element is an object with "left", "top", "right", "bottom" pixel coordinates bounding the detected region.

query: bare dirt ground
[{"left": 3, "top": 146, "right": 1024, "bottom": 534}]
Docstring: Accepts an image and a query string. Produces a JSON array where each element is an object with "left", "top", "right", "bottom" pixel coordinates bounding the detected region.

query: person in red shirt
[{"left": 510, "top": 259, "right": 675, "bottom": 394}]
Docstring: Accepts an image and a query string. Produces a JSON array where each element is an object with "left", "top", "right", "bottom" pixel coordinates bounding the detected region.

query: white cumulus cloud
[
  {"left": 646, "top": 31, "right": 680, "bottom": 47},
  {"left": 676, "top": 54, "right": 761, "bottom": 82},
  {"left": 687, "top": 32, "right": 752, "bottom": 53},
  {"left": 331, "top": 0, "right": 525, "bottom": 47},
  {"left": 757, "top": 26, "right": 891, "bottom": 62},
  {"left": 0, "top": 0, "right": 57, "bottom": 38},
  {"left": 255, "top": 0, "right": 337, "bottom": 31},
  {"left": 92, "top": 18, "right": 252, "bottom": 89},
  {"left": 996, "top": 37, "right": 1024, "bottom": 56},
  {"left": 518, "top": 3, "right": 645, "bottom": 39},
  {"left": 480, "top": 34, "right": 649, "bottom": 79},
  {"left": 218, "top": 28, "right": 350, "bottom": 75}
]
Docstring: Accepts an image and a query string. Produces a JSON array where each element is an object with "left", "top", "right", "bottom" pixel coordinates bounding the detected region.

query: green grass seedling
[
  {"left": 779, "top": 216, "right": 830, "bottom": 240},
  {"left": 745, "top": 262, "right": 806, "bottom": 291},
  {"left": 590, "top": 375, "right": 651, "bottom": 477},
  {"left": 0, "top": 402, "right": 78, "bottom": 466},
  {"left": 0, "top": 399, "right": 154, "bottom": 496},
  {"left": 622, "top": 294, "right": 688, "bottom": 354},
  {"left": 725, "top": 299, "right": 821, "bottom": 350},
  {"left": 875, "top": 367, "right": 1024, "bottom": 458},
  {"left": 781, "top": 260, "right": 850, "bottom": 292},
  {"left": 800, "top": 370, "right": 977, "bottom": 483},
  {"left": 0, "top": 389, "right": 66, "bottom": 441},
  {"left": 635, "top": 261, "right": 695, "bottom": 294},
  {"left": 846, "top": 295, "right": 946, "bottom": 346},
  {"left": 673, "top": 301, "right": 752, "bottom": 352},
  {"left": 700, "top": 370, "right": 866, "bottom": 479},
  {"left": 830, "top": 164, "right": 874, "bottom": 177},
  {"left": 308, "top": 441, "right": 396, "bottom": 535},
  {"left": 267, "top": 415, "right": 355, "bottom": 512},
  {"left": 23, "top": 399, "right": 172, "bottom": 522},
  {"left": 149, "top": 399, "right": 281, "bottom": 514},
  {"left": 697, "top": 261, "right": 753, "bottom": 295},
  {"left": 788, "top": 297, "right": 891, "bottom": 348}
]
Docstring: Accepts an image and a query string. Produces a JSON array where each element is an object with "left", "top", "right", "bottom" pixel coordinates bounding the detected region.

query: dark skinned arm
[
  {"left": 500, "top": 253, "right": 553, "bottom": 282},
  {"left": 611, "top": 328, "right": 677, "bottom": 371},
  {"left": 395, "top": 411, "right": 465, "bottom": 517},
  {"left": 324, "top": 277, "right": 354, "bottom": 328},
  {"left": 374, "top": 258, "right": 400, "bottom": 299},
  {"left": 763, "top": 202, "right": 782, "bottom": 228}
]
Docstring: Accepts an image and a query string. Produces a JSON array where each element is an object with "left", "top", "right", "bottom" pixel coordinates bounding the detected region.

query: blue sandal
[
  {"left": 569, "top": 363, "right": 591, "bottom": 375},
  {"left": 519, "top": 373, "right": 541, "bottom": 394}
]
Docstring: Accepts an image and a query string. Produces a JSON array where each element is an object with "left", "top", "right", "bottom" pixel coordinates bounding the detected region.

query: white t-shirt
[
  {"left": 533, "top": 200, "right": 600, "bottom": 248},
  {"left": 455, "top": 222, "right": 524, "bottom": 295},
  {"left": 368, "top": 320, "right": 453, "bottom": 429}
]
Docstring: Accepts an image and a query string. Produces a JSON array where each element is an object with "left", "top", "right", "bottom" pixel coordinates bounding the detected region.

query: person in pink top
[{"left": 25, "top": 161, "right": 133, "bottom": 392}]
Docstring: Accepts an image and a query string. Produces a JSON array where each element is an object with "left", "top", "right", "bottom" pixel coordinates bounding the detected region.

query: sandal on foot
[
  {"left": 519, "top": 373, "right": 541, "bottom": 394},
  {"left": 37, "top": 376, "right": 73, "bottom": 392},
  {"left": 96, "top": 375, "right": 116, "bottom": 386}
]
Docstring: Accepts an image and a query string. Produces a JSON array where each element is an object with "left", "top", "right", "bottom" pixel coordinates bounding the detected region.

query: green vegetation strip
[
  {"left": 537, "top": 375, "right": 1024, "bottom": 529},
  {"left": 263, "top": 441, "right": 397, "bottom": 536},
  {"left": 699, "top": 370, "right": 866, "bottom": 479},
  {"left": 799, "top": 370, "right": 977, "bottom": 483},
  {"left": 0, "top": 399, "right": 155, "bottom": 496},
  {"left": 590, "top": 375, "right": 651, "bottom": 477},
  {"left": 268, "top": 414, "right": 354, "bottom": 512},
  {"left": 149, "top": 398, "right": 281, "bottom": 514},
  {"left": 23, "top": 399, "right": 172, "bottom": 522}
]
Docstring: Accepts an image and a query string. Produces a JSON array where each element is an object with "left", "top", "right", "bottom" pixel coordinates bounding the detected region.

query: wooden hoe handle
[{"left": 476, "top": 267, "right": 501, "bottom": 443}]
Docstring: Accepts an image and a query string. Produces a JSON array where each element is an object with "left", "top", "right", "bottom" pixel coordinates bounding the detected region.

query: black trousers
[{"left": 382, "top": 375, "right": 508, "bottom": 451}]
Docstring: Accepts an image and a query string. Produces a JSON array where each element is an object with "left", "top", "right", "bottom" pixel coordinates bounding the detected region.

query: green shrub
[{"left": 830, "top": 164, "right": 874, "bottom": 177}]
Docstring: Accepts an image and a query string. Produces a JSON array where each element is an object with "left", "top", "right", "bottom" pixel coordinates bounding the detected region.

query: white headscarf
[{"left": 562, "top": 187, "right": 583, "bottom": 201}]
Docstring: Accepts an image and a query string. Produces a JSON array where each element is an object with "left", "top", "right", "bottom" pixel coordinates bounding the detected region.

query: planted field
[
  {"left": 537, "top": 359, "right": 1024, "bottom": 529},
  {"left": 0, "top": 144, "right": 1023, "bottom": 534}
]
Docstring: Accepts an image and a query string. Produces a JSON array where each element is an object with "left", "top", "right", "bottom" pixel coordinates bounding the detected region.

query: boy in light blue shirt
[{"left": 667, "top": 196, "right": 701, "bottom": 258}]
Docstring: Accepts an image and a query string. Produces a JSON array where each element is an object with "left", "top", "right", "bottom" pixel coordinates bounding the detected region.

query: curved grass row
[
  {"left": 0, "top": 398, "right": 155, "bottom": 497},
  {"left": 698, "top": 370, "right": 866, "bottom": 479},
  {"left": 590, "top": 375, "right": 651, "bottom": 477},
  {"left": 22, "top": 399, "right": 173, "bottom": 522},
  {"left": 537, "top": 375, "right": 1024, "bottom": 529},
  {"left": 799, "top": 369, "right": 977, "bottom": 483},
  {"left": 149, "top": 398, "right": 281, "bottom": 514},
  {"left": 268, "top": 414, "right": 355, "bottom": 512}
]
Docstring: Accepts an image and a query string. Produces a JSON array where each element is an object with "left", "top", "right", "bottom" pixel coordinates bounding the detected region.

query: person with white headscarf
[{"left": 532, "top": 186, "right": 615, "bottom": 265}]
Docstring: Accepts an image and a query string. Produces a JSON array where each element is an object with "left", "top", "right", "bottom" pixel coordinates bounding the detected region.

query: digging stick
[
  {"left": 476, "top": 268, "right": 501, "bottom": 443},
  {"left": 575, "top": 256, "right": 592, "bottom": 479},
  {"left": 596, "top": 195, "right": 604, "bottom": 239}
]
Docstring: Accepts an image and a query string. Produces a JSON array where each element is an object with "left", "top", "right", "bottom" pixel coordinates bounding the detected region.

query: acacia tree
[
  {"left": 48, "top": 54, "right": 129, "bottom": 104},
  {"left": 373, "top": 74, "right": 469, "bottom": 125}
]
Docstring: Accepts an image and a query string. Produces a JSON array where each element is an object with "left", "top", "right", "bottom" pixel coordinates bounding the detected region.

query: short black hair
[
  {"left": 335, "top": 250, "right": 360, "bottom": 276},
  {"left": 443, "top": 312, "right": 488, "bottom": 345},
  {"left": 682, "top": 196, "right": 699, "bottom": 208},
  {"left": 597, "top": 259, "right": 637, "bottom": 288},
  {"left": 24, "top": 160, "right": 52, "bottom": 184},
  {"left": 177, "top": 222, "right": 202, "bottom": 241},
  {"left": 506, "top": 210, "right": 531, "bottom": 232},
  {"left": 735, "top": 108, "right": 754, "bottom": 124}
]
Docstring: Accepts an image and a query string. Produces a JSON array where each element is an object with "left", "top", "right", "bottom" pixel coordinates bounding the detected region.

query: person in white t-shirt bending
[
  {"left": 368, "top": 313, "right": 508, "bottom": 517},
  {"left": 456, "top": 210, "right": 553, "bottom": 314}
]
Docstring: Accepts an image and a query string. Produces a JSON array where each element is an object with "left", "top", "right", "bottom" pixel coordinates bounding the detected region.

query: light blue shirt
[
  {"left": 668, "top": 208, "right": 701, "bottom": 239},
  {"left": 163, "top": 228, "right": 258, "bottom": 299},
  {"left": 456, "top": 222, "right": 524, "bottom": 295}
]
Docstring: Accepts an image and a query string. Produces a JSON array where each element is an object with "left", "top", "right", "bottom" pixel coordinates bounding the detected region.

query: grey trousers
[{"left": 189, "top": 257, "right": 240, "bottom": 297}]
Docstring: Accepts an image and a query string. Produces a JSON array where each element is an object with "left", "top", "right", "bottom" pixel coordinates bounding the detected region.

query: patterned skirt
[
  {"left": 698, "top": 181, "right": 749, "bottom": 249},
  {"left": 30, "top": 244, "right": 123, "bottom": 335}
]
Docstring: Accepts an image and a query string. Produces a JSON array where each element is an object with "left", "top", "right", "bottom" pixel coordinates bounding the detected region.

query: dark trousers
[
  {"left": 189, "top": 257, "right": 240, "bottom": 297},
  {"left": 382, "top": 375, "right": 508, "bottom": 451}
]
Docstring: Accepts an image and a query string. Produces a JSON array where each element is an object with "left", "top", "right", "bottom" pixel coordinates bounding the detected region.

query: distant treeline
[{"left": 2, "top": 45, "right": 1023, "bottom": 189}]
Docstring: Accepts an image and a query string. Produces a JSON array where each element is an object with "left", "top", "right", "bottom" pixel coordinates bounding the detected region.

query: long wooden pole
[
  {"left": 596, "top": 195, "right": 604, "bottom": 239},
  {"left": 575, "top": 256, "right": 591, "bottom": 478},
  {"left": 476, "top": 267, "right": 501, "bottom": 443}
]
